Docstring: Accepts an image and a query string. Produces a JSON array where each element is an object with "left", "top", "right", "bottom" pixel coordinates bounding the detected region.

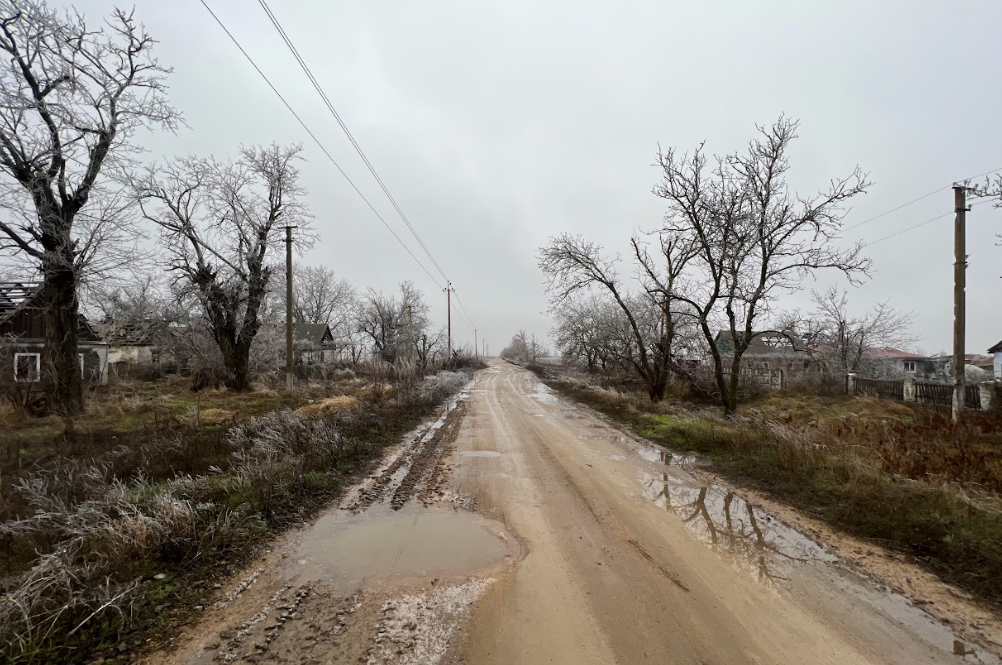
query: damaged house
[
  {"left": 0, "top": 281, "right": 108, "bottom": 385},
  {"left": 714, "top": 330, "right": 817, "bottom": 390}
]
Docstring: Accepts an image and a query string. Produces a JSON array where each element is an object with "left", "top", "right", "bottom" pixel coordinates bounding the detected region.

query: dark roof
[
  {"left": 989, "top": 340, "right": 1002, "bottom": 354},
  {"left": 715, "top": 330, "right": 807, "bottom": 355},
  {"left": 0, "top": 280, "right": 102, "bottom": 343},
  {"left": 294, "top": 323, "right": 334, "bottom": 345},
  {"left": 0, "top": 281, "right": 43, "bottom": 325},
  {"left": 95, "top": 319, "right": 165, "bottom": 346}
]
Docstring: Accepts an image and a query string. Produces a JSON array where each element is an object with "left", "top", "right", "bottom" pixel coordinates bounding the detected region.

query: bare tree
[
  {"left": 292, "top": 265, "right": 355, "bottom": 327},
  {"left": 0, "top": 2, "right": 178, "bottom": 414},
  {"left": 356, "top": 281, "right": 428, "bottom": 364},
  {"left": 500, "top": 330, "right": 548, "bottom": 365},
  {"left": 788, "top": 286, "right": 914, "bottom": 376},
  {"left": 83, "top": 273, "right": 184, "bottom": 325},
  {"left": 538, "top": 235, "right": 692, "bottom": 401},
  {"left": 650, "top": 116, "right": 870, "bottom": 415},
  {"left": 552, "top": 295, "right": 626, "bottom": 371},
  {"left": 414, "top": 328, "right": 444, "bottom": 369},
  {"left": 133, "top": 144, "right": 313, "bottom": 390}
]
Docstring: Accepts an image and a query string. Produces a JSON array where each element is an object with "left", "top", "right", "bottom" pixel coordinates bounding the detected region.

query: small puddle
[
  {"left": 286, "top": 504, "right": 517, "bottom": 595},
  {"left": 461, "top": 450, "right": 502, "bottom": 458},
  {"left": 636, "top": 442, "right": 698, "bottom": 468},
  {"left": 530, "top": 382, "right": 559, "bottom": 405}
]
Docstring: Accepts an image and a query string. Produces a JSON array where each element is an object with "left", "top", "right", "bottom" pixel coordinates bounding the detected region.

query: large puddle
[
  {"left": 286, "top": 504, "right": 517, "bottom": 594},
  {"left": 285, "top": 385, "right": 518, "bottom": 596}
]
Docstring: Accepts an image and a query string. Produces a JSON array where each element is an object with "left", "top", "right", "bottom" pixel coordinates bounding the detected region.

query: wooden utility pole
[
  {"left": 952, "top": 185, "right": 968, "bottom": 423},
  {"left": 285, "top": 225, "right": 296, "bottom": 393},
  {"left": 407, "top": 305, "right": 414, "bottom": 363},
  {"left": 446, "top": 282, "right": 453, "bottom": 366}
]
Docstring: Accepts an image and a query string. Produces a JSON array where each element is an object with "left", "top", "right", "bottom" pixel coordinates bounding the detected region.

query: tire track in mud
[{"left": 347, "top": 394, "right": 468, "bottom": 512}]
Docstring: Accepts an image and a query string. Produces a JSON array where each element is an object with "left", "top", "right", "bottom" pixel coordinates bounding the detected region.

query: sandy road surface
[
  {"left": 444, "top": 361, "right": 998, "bottom": 665},
  {"left": 142, "top": 361, "right": 1000, "bottom": 665}
]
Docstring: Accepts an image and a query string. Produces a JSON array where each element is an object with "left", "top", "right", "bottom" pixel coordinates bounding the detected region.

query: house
[
  {"left": 0, "top": 281, "right": 108, "bottom": 385},
  {"left": 714, "top": 330, "right": 815, "bottom": 389},
  {"left": 294, "top": 323, "right": 336, "bottom": 365},
  {"left": 866, "top": 348, "right": 948, "bottom": 382},
  {"left": 988, "top": 341, "right": 1002, "bottom": 380},
  {"left": 97, "top": 319, "right": 167, "bottom": 365}
]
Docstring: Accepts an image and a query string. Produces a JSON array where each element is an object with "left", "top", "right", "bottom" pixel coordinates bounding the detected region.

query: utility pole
[
  {"left": 474, "top": 329, "right": 478, "bottom": 359},
  {"left": 407, "top": 305, "right": 414, "bottom": 364},
  {"left": 284, "top": 225, "right": 296, "bottom": 393},
  {"left": 952, "top": 185, "right": 968, "bottom": 424},
  {"left": 445, "top": 282, "right": 453, "bottom": 366}
]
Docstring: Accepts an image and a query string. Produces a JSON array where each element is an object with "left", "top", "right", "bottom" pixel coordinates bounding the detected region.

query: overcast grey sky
[{"left": 78, "top": 0, "right": 1002, "bottom": 354}]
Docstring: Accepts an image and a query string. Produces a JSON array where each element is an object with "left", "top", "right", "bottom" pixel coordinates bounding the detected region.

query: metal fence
[{"left": 855, "top": 377, "right": 904, "bottom": 401}]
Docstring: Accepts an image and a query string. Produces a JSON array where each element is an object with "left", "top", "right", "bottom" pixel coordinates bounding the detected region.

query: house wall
[
  {"left": 995, "top": 352, "right": 1001, "bottom": 380},
  {"left": 870, "top": 358, "right": 948, "bottom": 382},
  {"left": 108, "top": 345, "right": 155, "bottom": 365},
  {"left": 0, "top": 343, "right": 107, "bottom": 385}
]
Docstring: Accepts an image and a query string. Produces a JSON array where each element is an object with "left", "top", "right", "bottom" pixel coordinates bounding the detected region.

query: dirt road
[{"left": 143, "top": 360, "right": 1001, "bottom": 665}]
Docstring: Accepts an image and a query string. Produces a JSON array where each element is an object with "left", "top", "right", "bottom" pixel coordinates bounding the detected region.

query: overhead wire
[
  {"left": 452, "top": 290, "right": 477, "bottom": 333},
  {"left": 255, "top": 0, "right": 452, "bottom": 285},
  {"left": 862, "top": 198, "right": 998, "bottom": 249},
  {"left": 197, "top": 0, "right": 444, "bottom": 291}
]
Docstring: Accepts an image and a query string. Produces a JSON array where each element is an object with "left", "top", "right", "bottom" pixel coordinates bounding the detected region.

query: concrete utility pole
[
  {"left": 952, "top": 185, "right": 968, "bottom": 423},
  {"left": 474, "top": 329, "right": 478, "bottom": 359},
  {"left": 285, "top": 225, "right": 296, "bottom": 393},
  {"left": 445, "top": 282, "right": 453, "bottom": 366}
]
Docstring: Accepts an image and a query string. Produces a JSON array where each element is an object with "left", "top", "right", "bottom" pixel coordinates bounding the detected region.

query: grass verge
[
  {"left": 0, "top": 369, "right": 473, "bottom": 665},
  {"left": 534, "top": 369, "right": 1002, "bottom": 611}
]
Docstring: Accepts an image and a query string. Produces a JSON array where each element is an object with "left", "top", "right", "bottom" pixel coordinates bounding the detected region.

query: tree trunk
[
  {"left": 723, "top": 354, "right": 742, "bottom": 418},
  {"left": 39, "top": 263, "right": 83, "bottom": 416},
  {"left": 225, "top": 340, "right": 252, "bottom": 391},
  {"left": 646, "top": 368, "right": 669, "bottom": 403}
]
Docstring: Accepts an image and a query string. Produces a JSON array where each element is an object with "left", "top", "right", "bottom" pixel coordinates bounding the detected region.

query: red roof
[{"left": 867, "top": 347, "right": 928, "bottom": 360}]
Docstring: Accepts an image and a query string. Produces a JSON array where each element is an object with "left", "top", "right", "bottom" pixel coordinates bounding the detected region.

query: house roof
[
  {"left": 294, "top": 323, "right": 334, "bottom": 345},
  {"left": 989, "top": 340, "right": 1002, "bottom": 354},
  {"left": 95, "top": 319, "right": 165, "bottom": 346},
  {"left": 867, "top": 347, "right": 929, "bottom": 360},
  {"left": 0, "top": 281, "right": 43, "bottom": 325},
  {"left": 714, "top": 330, "right": 807, "bottom": 355},
  {"left": 0, "top": 280, "right": 103, "bottom": 342}
]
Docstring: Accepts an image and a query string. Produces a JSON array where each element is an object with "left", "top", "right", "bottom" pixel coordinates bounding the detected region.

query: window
[
  {"left": 79, "top": 353, "right": 85, "bottom": 378},
  {"left": 903, "top": 360, "right": 916, "bottom": 373},
  {"left": 14, "top": 353, "right": 40, "bottom": 383}
]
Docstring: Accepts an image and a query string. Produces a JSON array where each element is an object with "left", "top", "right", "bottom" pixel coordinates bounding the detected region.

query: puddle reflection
[{"left": 641, "top": 469, "right": 836, "bottom": 583}]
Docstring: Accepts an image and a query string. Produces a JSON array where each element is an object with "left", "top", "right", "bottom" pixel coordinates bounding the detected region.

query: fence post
[
  {"left": 979, "top": 381, "right": 994, "bottom": 411},
  {"left": 903, "top": 378, "right": 916, "bottom": 402},
  {"left": 846, "top": 373, "right": 857, "bottom": 396}
]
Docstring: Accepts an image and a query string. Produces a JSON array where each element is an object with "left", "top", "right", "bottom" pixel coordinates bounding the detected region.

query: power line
[
  {"left": 452, "top": 290, "right": 477, "bottom": 332},
  {"left": 862, "top": 212, "right": 952, "bottom": 248},
  {"left": 197, "top": 0, "right": 443, "bottom": 290},
  {"left": 844, "top": 166, "right": 1002, "bottom": 235},
  {"left": 255, "top": 0, "right": 451, "bottom": 284}
]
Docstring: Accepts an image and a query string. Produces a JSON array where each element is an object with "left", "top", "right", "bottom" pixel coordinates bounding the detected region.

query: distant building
[
  {"left": 294, "top": 323, "right": 336, "bottom": 365},
  {"left": 98, "top": 319, "right": 168, "bottom": 365},
  {"left": 865, "top": 348, "right": 948, "bottom": 382},
  {"left": 714, "top": 330, "right": 816, "bottom": 390},
  {"left": 988, "top": 341, "right": 1002, "bottom": 380},
  {"left": 0, "top": 281, "right": 108, "bottom": 385}
]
